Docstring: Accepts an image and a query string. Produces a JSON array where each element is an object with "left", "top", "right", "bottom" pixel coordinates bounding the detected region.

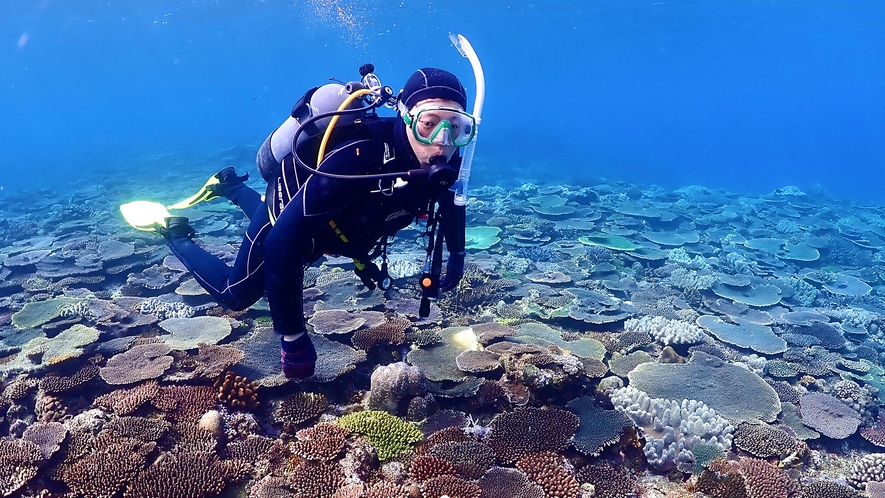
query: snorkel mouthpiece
[{"left": 407, "top": 156, "right": 457, "bottom": 188}]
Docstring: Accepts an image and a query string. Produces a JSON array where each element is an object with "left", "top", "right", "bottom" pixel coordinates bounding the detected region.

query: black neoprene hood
[{"left": 400, "top": 68, "right": 468, "bottom": 110}]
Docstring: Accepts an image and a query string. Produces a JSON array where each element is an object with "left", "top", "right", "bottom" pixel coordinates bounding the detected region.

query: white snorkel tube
[{"left": 448, "top": 33, "right": 485, "bottom": 207}]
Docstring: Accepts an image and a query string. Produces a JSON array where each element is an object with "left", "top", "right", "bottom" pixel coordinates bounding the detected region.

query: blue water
[{"left": 3, "top": 1, "right": 883, "bottom": 201}]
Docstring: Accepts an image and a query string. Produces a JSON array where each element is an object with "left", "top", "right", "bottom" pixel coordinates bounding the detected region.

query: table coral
[
  {"left": 566, "top": 395, "right": 632, "bottom": 457},
  {"left": 628, "top": 351, "right": 781, "bottom": 423},
  {"left": 486, "top": 406, "right": 579, "bottom": 464},
  {"left": 99, "top": 343, "right": 174, "bottom": 385},
  {"left": 799, "top": 393, "right": 860, "bottom": 439}
]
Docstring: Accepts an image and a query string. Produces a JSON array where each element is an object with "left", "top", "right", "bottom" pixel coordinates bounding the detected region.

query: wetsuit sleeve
[
  {"left": 264, "top": 140, "right": 380, "bottom": 335},
  {"left": 438, "top": 189, "right": 467, "bottom": 255}
]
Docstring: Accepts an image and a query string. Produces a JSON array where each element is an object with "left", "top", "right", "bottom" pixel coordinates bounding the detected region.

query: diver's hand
[{"left": 439, "top": 252, "right": 465, "bottom": 292}]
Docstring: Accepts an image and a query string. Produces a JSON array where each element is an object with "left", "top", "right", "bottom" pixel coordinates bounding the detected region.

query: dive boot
[
  {"left": 166, "top": 167, "right": 250, "bottom": 210},
  {"left": 280, "top": 333, "right": 317, "bottom": 380}
]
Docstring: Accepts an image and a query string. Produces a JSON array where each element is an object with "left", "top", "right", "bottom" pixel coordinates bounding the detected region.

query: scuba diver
[{"left": 152, "top": 67, "right": 478, "bottom": 380}]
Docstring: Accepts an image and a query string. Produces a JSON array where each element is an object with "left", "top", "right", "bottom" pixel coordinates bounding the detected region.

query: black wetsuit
[{"left": 167, "top": 116, "right": 466, "bottom": 336}]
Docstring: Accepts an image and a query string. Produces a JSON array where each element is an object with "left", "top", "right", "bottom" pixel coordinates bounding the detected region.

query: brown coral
[
  {"left": 352, "top": 315, "right": 410, "bottom": 351},
  {"left": 105, "top": 416, "right": 171, "bottom": 442},
  {"left": 0, "top": 438, "right": 44, "bottom": 497},
  {"left": 575, "top": 460, "right": 636, "bottom": 498},
  {"left": 122, "top": 450, "right": 249, "bottom": 498},
  {"left": 290, "top": 422, "right": 350, "bottom": 461},
  {"left": 286, "top": 461, "right": 345, "bottom": 498},
  {"left": 60, "top": 436, "right": 154, "bottom": 498},
  {"left": 427, "top": 441, "right": 495, "bottom": 480},
  {"left": 273, "top": 391, "right": 329, "bottom": 430},
  {"left": 94, "top": 380, "right": 160, "bottom": 415},
  {"left": 409, "top": 454, "right": 457, "bottom": 482},
  {"left": 38, "top": 364, "right": 99, "bottom": 393},
  {"left": 734, "top": 422, "right": 799, "bottom": 459},
  {"left": 516, "top": 451, "right": 580, "bottom": 498},
  {"left": 214, "top": 371, "right": 260, "bottom": 410},
  {"left": 421, "top": 474, "right": 482, "bottom": 498},
  {"left": 477, "top": 466, "right": 544, "bottom": 498}
]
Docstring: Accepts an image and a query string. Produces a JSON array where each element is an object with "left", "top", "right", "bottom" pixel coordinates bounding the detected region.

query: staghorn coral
[
  {"left": 486, "top": 406, "right": 579, "bottom": 464},
  {"left": 337, "top": 410, "right": 424, "bottom": 462},
  {"left": 290, "top": 422, "right": 350, "bottom": 461},
  {"left": 421, "top": 474, "right": 482, "bottom": 498},
  {"left": 94, "top": 380, "right": 161, "bottom": 415},
  {"left": 214, "top": 371, "right": 260, "bottom": 410},
  {"left": 274, "top": 391, "right": 329, "bottom": 430},
  {"left": 123, "top": 450, "right": 249, "bottom": 498},
  {"left": 515, "top": 451, "right": 579, "bottom": 498},
  {"left": 60, "top": 435, "right": 155, "bottom": 498}
]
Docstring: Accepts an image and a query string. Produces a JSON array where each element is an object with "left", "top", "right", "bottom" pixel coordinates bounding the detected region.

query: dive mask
[{"left": 398, "top": 101, "right": 476, "bottom": 147}]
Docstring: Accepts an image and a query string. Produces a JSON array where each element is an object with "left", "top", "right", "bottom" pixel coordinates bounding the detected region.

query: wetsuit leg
[
  {"left": 224, "top": 183, "right": 263, "bottom": 220},
  {"left": 167, "top": 203, "right": 271, "bottom": 310}
]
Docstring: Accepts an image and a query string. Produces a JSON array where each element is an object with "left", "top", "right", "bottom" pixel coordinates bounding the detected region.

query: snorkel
[{"left": 448, "top": 33, "right": 485, "bottom": 207}]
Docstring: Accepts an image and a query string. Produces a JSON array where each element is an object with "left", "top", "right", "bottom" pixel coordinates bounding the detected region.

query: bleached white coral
[
  {"left": 625, "top": 315, "right": 705, "bottom": 346},
  {"left": 610, "top": 386, "right": 734, "bottom": 471}
]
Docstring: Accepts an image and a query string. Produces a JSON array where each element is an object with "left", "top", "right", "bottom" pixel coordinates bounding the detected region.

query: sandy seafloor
[{"left": 2, "top": 148, "right": 885, "bottom": 498}]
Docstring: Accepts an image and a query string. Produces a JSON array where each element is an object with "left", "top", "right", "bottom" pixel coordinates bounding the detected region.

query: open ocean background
[{"left": 2, "top": 0, "right": 883, "bottom": 202}]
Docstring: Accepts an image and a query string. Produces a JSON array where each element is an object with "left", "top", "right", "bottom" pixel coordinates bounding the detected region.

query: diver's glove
[
  {"left": 354, "top": 261, "right": 391, "bottom": 291},
  {"left": 438, "top": 251, "right": 465, "bottom": 293},
  {"left": 154, "top": 216, "right": 195, "bottom": 242}
]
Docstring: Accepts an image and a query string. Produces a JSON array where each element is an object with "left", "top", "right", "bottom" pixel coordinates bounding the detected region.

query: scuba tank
[{"left": 255, "top": 64, "right": 388, "bottom": 182}]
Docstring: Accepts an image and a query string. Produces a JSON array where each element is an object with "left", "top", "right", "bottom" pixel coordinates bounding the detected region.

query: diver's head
[{"left": 398, "top": 68, "right": 474, "bottom": 166}]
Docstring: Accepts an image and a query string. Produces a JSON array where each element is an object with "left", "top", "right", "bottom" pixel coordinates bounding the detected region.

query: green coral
[
  {"left": 253, "top": 315, "right": 273, "bottom": 326},
  {"left": 12, "top": 297, "right": 84, "bottom": 329},
  {"left": 337, "top": 410, "right": 423, "bottom": 461}
]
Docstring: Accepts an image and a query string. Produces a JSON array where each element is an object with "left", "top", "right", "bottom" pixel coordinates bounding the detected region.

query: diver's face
[{"left": 405, "top": 98, "right": 463, "bottom": 166}]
